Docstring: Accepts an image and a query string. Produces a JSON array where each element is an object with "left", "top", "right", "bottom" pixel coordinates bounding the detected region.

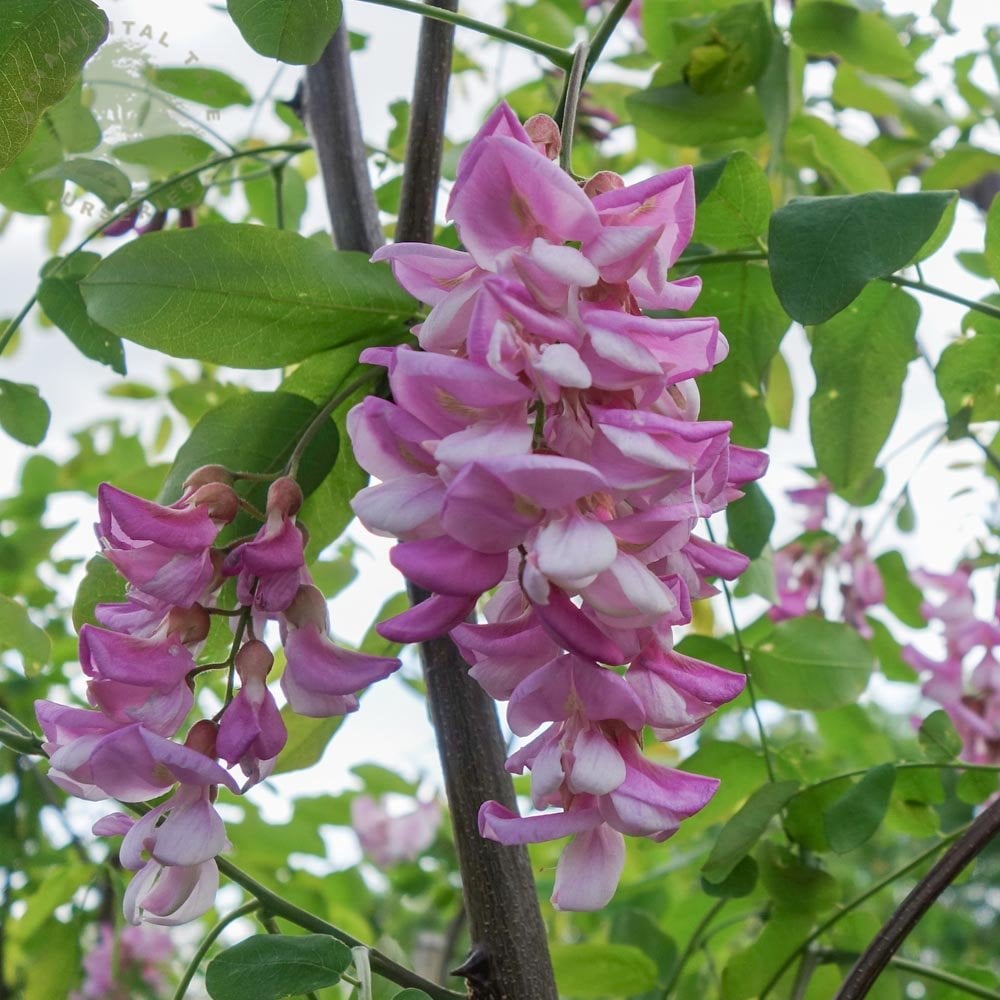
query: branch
[
  {"left": 305, "top": 20, "right": 385, "bottom": 253},
  {"left": 392, "top": 5, "right": 557, "bottom": 995},
  {"left": 835, "top": 796, "right": 1000, "bottom": 999}
]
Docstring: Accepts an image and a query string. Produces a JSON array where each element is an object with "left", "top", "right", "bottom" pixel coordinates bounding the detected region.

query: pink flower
[
  {"left": 71, "top": 922, "right": 173, "bottom": 1000},
  {"left": 351, "top": 794, "right": 441, "bottom": 867},
  {"left": 223, "top": 477, "right": 307, "bottom": 613},
  {"left": 97, "top": 480, "right": 237, "bottom": 607},
  {"left": 280, "top": 586, "right": 401, "bottom": 717},
  {"left": 217, "top": 640, "right": 287, "bottom": 787}
]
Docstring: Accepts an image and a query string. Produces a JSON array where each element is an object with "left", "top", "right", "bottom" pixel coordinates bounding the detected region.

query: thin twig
[
  {"left": 582, "top": 0, "right": 635, "bottom": 83},
  {"left": 558, "top": 43, "right": 589, "bottom": 174},
  {"left": 172, "top": 900, "right": 260, "bottom": 1000},
  {"left": 835, "top": 796, "right": 1000, "bottom": 998},
  {"left": 661, "top": 898, "right": 726, "bottom": 999}
]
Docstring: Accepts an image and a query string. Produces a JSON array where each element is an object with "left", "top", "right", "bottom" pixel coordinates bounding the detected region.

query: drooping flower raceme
[
  {"left": 38, "top": 471, "right": 401, "bottom": 925},
  {"left": 349, "top": 102, "right": 766, "bottom": 909},
  {"left": 904, "top": 565, "right": 1000, "bottom": 763}
]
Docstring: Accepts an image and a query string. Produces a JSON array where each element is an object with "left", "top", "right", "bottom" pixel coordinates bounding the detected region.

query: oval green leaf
[
  {"left": 749, "top": 617, "right": 875, "bottom": 710},
  {"left": 823, "top": 763, "right": 896, "bottom": 853},
  {"left": 769, "top": 191, "right": 956, "bottom": 325},
  {"left": 81, "top": 226, "right": 416, "bottom": 368},
  {"left": 227, "top": 0, "right": 343, "bottom": 64},
  {"left": 550, "top": 943, "right": 658, "bottom": 998},
  {"left": 205, "top": 934, "right": 352, "bottom": 1000}
]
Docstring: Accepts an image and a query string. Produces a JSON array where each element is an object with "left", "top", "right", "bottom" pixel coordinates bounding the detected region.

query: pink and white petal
[{"left": 551, "top": 824, "right": 626, "bottom": 911}]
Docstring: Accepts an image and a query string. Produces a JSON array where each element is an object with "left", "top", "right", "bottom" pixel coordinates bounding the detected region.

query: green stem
[
  {"left": 272, "top": 165, "right": 286, "bottom": 231},
  {"left": 284, "top": 368, "right": 383, "bottom": 479},
  {"left": 758, "top": 825, "right": 966, "bottom": 998},
  {"left": 677, "top": 250, "right": 769, "bottom": 267},
  {"left": 661, "top": 899, "right": 726, "bottom": 999},
  {"left": 801, "top": 760, "right": 1000, "bottom": 796},
  {"left": 705, "top": 521, "right": 777, "bottom": 783},
  {"left": 0, "top": 141, "right": 310, "bottom": 356},
  {"left": 214, "top": 857, "right": 464, "bottom": 1000},
  {"left": 172, "top": 900, "right": 260, "bottom": 1000},
  {"left": 558, "top": 43, "right": 590, "bottom": 173},
  {"left": 582, "top": 0, "right": 636, "bottom": 83},
  {"left": 883, "top": 274, "right": 1000, "bottom": 321},
  {"left": 353, "top": 0, "right": 573, "bottom": 68},
  {"left": 0, "top": 707, "right": 35, "bottom": 739},
  {"left": 969, "top": 433, "right": 1000, "bottom": 477}
]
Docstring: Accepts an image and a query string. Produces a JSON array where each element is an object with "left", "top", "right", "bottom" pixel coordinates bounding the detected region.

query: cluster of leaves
[{"left": 1, "top": 0, "right": 999, "bottom": 997}]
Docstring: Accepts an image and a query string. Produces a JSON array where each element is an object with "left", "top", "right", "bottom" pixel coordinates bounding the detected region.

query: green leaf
[
  {"left": 627, "top": 83, "right": 766, "bottom": 147},
  {"left": 692, "top": 152, "right": 771, "bottom": 250},
  {"left": 72, "top": 555, "right": 126, "bottom": 632},
  {"left": 769, "top": 191, "right": 954, "bottom": 325},
  {"left": 113, "top": 134, "right": 217, "bottom": 173},
  {"left": 0, "top": 0, "right": 108, "bottom": 170},
  {"left": 550, "top": 944, "right": 658, "bottom": 998},
  {"left": 809, "top": 283, "right": 919, "bottom": 497},
  {"left": 0, "top": 379, "right": 50, "bottom": 445},
  {"left": 160, "top": 391, "right": 339, "bottom": 505},
  {"left": 146, "top": 66, "right": 253, "bottom": 108},
  {"left": 936, "top": 331, "right": 1000, "bottom": 422},
  {"left": 764, "top": 350, "right": 793, "bottom": 430},
  {"left": 392, "top": 993, "right": 433, "bottom": 1000},
  {"left": 755, "top": 32, "right": 791, "bottom": 165},
  {"left": 38, "top": 252, "right": 127, "bottom": 374},
  {"left": 823, "top": 763, "right": 896, "bottom": 853},
  {"left": 81, "top": 226, "right": 416, "bottom": 368},
  {"left": 0, "top": 595, "right": 51, "bottom": 673},
  {"left": 681, "top": 3, "right": 772, "bottom": 96},
  {"left": 922, "top": 145, "right": 1000, "bottom": 190},
  {"left": 205, "top": 934, "right": 352, "bottom": 1000},
  {"left": 702, "top": 779, "right": 799, "bottom": 883},
  {"left": 352, "top": 763, "right": 417, "bottom": 796},
  {"left": 874, "top": 551, "right": 924, "bottom": 628},
  {"left": 790, "top": 2, "right": 914, "bottom": 79},
  {"left": 986, "top": 194, "right": 1000, "bottom": 284},
  {"left": 918, "top": 709, "right": 963, "bottom": 762},
  {"left": 0, "top": 123, "right": 63, "bottom": 214},
  {"left": 758, "top": 842, "right": 840, "bottom": 914},
  {"left": 701, "top": 854, "right": 759, "bottom": 898},
  {"left": 227, "top": 0, "right": 344, "bottom": 64},
  {"left": 727, "top": 482, "right": 774, "bottom": 559},
  {"left": 272, "top": 710, "right": 344, "bottom": 776},
  {"left": 786, "top": 114, "right": 891, "bottom": 193},
  {"left": 686, "top": 262, "right": 791, "bottom": 447},
  {"left": 868, "top": 618, "right": 914, "bottom": 683},
  {"left": 36, "top": 157, "right": 131, "bottom": 206},
  {"left": 750, "top": 618, "right": 874, "bottom": 710}
]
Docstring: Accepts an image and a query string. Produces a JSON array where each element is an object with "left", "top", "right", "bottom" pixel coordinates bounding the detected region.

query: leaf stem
[
  {"left": 353, "top": 0, "right": 573, "bottom": 68},
  {"left": 882, "top": 274, "right": 1000, "bottom": 321},
  {"left": 0, "top": 141, "right": 310, "bottom": 356},
  {"left": 214, "top": 857, "right": 465, "bottom": 999},
  {"left": 284, "top": 368, "right": 383, "bottom": 479},
  {"left": 661, "top": 898, "right": 727, "bottom": 999},
  {"left": 172, "top": 900, "right": 260, "bottom": 1000},
  {"left": 557, "top": 43, "right": 589, "bottom": 174},
  {"left": 758, "top": 824, "right": 967, "bottom": 998},
  {"left": 800, "top": 759, "right": 1000, "bottom": 795},
  {"left": 705, "top": 521, "right": 777, "bottom": 783}
]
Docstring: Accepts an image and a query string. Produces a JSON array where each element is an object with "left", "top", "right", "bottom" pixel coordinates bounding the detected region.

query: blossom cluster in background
[
  {"left": 350, "top": 103, "right": 766, "bottom": 909},
  {"left": 70, "top": 922, "right": 173, "bottom": 1000},
  {"left": 905, "top": 566, "right": 1000, "bottom": 763},
  {"left": 36, "top": 472, "right": 400, "bottom": 925}
]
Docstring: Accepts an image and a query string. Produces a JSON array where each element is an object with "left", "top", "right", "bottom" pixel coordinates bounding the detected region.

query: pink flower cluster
[
  {"left": 70, "top": 922, "right": 173, "bottom": 1000},
  {"left": 349, "top": 103, "right": 765, "bottom": 909},
  {"left": 771, "top": 478, "right": 884, "bottom": 638},
  {"left": 351, "top": 794, "right": 441, "bottom": 867},
  {"left": 904, "top": 566, "right": 1000, "bottom": 763},
  {"left": 37, "top": 471, "right": 400, "bottom": 925}
]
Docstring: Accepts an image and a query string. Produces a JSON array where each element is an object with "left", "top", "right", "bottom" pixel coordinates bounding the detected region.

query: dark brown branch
[
  {"left": 394, "top": 6, "right": 557, "bottom": 998},
  {"left": 304, "top": 21, "right": 384, "bottom": 253},
  {"left": 835, "top": 795, "right": 1000, "bottom": 999}
]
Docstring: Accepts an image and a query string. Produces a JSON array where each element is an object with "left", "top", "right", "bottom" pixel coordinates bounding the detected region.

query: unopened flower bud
[
  {"left": 166, "top": 604, "right": 212, "bottom": 645},
  {"left": 183, "top": 465, "right": 235, "bottom": 491},
  {"left": 189, "top": 482, "right": 240, "bottom": 524},
  {"left": 266, "top": 477, "right": 303, "bottom": 519},
  {"left": 235, "top": 639, "right": 274, "bottom": 684},
  {"left": 283, "top": 584, "right": 330, "bottom": 631},
  {"left": 524, "top": 114, "right": 561, "bottom": 160},
  {"left": 583, "top": 171, "right": 624, "bottom": 198},
  {"left": 184, "top": 719, "right": 219, "bottom": 758}
]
